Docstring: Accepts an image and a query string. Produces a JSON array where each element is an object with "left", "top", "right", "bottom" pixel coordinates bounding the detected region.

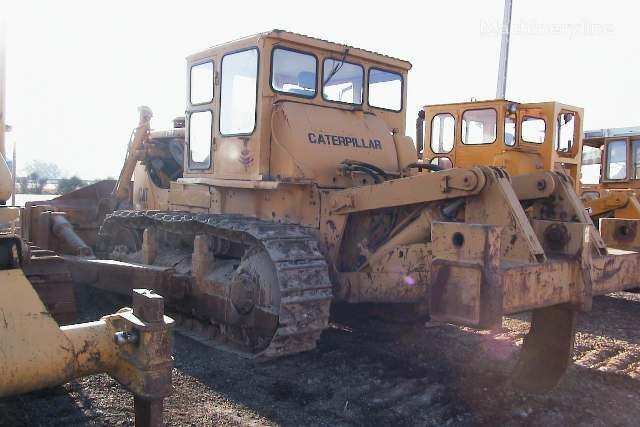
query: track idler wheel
[
  {"left": 511, "top": 304, "right": 577, "bottom": 393},
  {"left": 228, "top": 248, "right": 280, "bottom": 350}
]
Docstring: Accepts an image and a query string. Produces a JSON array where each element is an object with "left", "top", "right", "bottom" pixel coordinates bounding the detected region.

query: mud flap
[{"left": 511, "top": 304, "right": 577, "bottom": 393}]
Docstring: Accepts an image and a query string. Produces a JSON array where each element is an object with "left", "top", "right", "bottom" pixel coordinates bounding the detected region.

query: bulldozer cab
[
  {"left": 183, "top": 30, "right": 412, "bottom": 188},
  {"left": 420, "top": 100, "right": 583, "bottom": 189},
  {"left": 582, "top": 127, "right": 640, "bottom": 191}
]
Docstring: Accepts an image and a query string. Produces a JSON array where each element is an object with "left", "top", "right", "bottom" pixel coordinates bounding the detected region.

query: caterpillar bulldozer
[
  {"left": 49, "top": 30, "right": 640, "bottom": 394},
  {"left": 418, "top": 99, "right": 640, "bottom": 252},
  {"left": 418, "top": 99, "right": 584, "bottom": 185}
]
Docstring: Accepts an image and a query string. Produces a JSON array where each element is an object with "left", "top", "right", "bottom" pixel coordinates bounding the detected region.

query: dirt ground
[{"left": 1, "top": 284, "right": 639, "bottom": 427}]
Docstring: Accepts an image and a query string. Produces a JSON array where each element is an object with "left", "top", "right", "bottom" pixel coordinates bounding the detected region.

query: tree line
[{"left": 16, "top": 160, "right": 110, "bottom": 195}]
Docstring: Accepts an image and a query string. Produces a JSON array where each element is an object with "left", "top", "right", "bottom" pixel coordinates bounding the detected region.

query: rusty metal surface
[{"left": 21, "top": 244, "right": 76, "bottom": 324}]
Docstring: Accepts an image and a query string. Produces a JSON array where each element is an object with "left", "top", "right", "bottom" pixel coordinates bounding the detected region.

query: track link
[{"left": 98, "top": 210, "right": 333, "bottom": 358}]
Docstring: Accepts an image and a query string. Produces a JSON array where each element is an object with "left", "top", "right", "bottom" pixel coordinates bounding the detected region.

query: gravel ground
[{"left": 1, "top": 285, "right": 639, "bottom": 426}]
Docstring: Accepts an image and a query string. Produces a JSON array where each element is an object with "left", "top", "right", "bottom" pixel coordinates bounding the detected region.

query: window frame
[
  {"left": 521, "top": 115, "right": 547, "bottom": 144},
  {"left": 460, "top": 107, "right": 498, "bottom": 145},
  {"left": 187, "top": 109, "right": 214, "bottom": 170},
  {"left": 366, "top": 67, "right": 403, "bottom": 112},
  {"left": 218, "top": 47, "right": 260, "bottom": 138},
  {"left": 269, "top": 46, "right": 318, "bottom": 100},
  {"left": 189, "top": 59, "right": 215, "bottom": 106},
  {"left": 321, "top": 57, "right": 365, "bottom": 106},
  {"left": 604, "top": 139, "right": 628, "bottom": 181},
  {"left": 430, "top": 112, "right": 455, "bottom": 154}
]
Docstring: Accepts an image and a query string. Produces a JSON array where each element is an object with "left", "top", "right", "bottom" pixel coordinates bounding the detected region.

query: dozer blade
[{"left": 511, "top": 304, "right": 577, "bottom": 393}]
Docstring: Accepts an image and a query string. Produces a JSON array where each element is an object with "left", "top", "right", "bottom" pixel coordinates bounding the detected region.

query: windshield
[
  {"left": 271, "top": 48, "right": 317, "bottom": 98},
  {"left": 322, "top": 59, "right": 363, "bottom": 105}
]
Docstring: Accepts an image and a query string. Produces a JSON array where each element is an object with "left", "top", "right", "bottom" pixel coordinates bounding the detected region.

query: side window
[
  {"left": 189, "top": 111, "right": 213, "bottom": 169},
  {"left": 322, "top": 59, "right": 363, "bottom": 105},
  {"left": 271, "top": 48, "right": 317, "bottom": 98},
  {"left": 580, "top": 145, "right": 602, "bottom": 185},
  {"left": 522, "top": 117, "right": 546, "bottom": 144},
  {"left": 461, "top": 109, "right": 496, "bottom": 145},
  {"left": 220, "top": 49, "right": 258, "bottom": 136},
  {"left": 430, "top": 113, "right": 455, "bottom": 153},
  {"left": 633, "top": 140, "right": 640, "bottom": 179},
  {"left": 556, "top": 112, "right": 576, "bottom": 152},
  {"left": 368, "top": 68, "right": 402, "bottom": 111},
  {"left": 504, "top": 115, "right": 516, "bottom": 146},
  {"left": 190, "top": 61, "right": 214, "bottom": 105},
  {"left": 606, "top": 140, "right": 627, "bottom": 180}
]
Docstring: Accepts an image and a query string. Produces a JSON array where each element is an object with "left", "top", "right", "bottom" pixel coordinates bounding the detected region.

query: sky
[{"left": 3, "top": 0, "right": 639, "bottom": 179}]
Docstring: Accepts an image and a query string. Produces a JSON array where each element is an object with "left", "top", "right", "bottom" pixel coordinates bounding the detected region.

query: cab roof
[{"left": 187, "top": 29, "right": 412, "bottom": 71}]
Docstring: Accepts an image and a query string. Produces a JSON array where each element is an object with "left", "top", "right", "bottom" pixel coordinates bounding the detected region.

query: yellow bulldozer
[
  {"left": 580, "top": 127, "right": 640, "bottom": 222},
  {"left": 18, "top": 30, "right": 640, "bottom": 393},
  {"left": 44, "top": 30, "right": 640, "bottom": 394}
]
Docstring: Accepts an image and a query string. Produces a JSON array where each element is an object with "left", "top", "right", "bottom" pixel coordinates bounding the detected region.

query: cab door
[{"left": 186, "top": 56, "right": 217, "bottom": 176}]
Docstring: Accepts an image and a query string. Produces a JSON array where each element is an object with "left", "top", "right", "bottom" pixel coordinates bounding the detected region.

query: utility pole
[{"left": 495, "top": 0, "right": 513, "bottom": 99}]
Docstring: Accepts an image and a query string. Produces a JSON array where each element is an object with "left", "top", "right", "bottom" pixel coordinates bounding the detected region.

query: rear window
[
  {"left": 522, "top": 117, "right": 546, "bottom": 144},
  {"left": 271, "top": 48, "right": 317, "bottom": 98},
  {"left": 322, "top": 59, "right": 363, "bottom": 105},
  {"left": 368, "top": 68, "right": 402, "bottom": 111},
  {"left": 461, "top": 109, "right": 496, "bottom": 145}
]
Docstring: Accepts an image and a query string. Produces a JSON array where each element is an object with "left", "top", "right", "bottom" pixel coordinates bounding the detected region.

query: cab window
[
  {"left": 322, "top": 59, "right": 363, "bottom": 105},
  {"left": 556, "top": 112, "right": 576, "bottom": 152},
  {"left": 461, "top": 109, "right": 496, "bottom": 145},
  {"left": 368, "top": 68, "right": 402, "bottom": 111},
  {"left": 220, "top": 48, "right": 258, "bottom": 136},
  {"left": 504, "top": 115, "right": 516, "bottom": 146},
  {"left": 522, "top": 117, "right": 546, "bottom": 144},
  {"left": 580, "top": 145, "right": 601, "bottom": 185},
  {"left": 606, "top": 140, "right": 627, "bottom": 180},
  {"left": 190, "top": 61, "right": 214, "bottom": 105},
  {"left": 271, "top": 48, "right": 317, "bottom": 98},
  {"left": 632, "top": 140, "right": 640, "bottom": 179},
  {"left": 430, "top": 113, "right": 455, "bottom": 153},
  {"left": 189, "top": 110, "right": 212, "bottom": 169}
]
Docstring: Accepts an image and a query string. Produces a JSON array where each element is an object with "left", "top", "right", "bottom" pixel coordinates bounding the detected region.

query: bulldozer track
[{"left": 98, "top": 210, "right": 333, "bottom": 358}]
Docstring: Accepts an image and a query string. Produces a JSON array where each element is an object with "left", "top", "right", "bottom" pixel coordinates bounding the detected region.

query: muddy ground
[{"left": 1, "top": 285, "right": 639, "bottom": 427}]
